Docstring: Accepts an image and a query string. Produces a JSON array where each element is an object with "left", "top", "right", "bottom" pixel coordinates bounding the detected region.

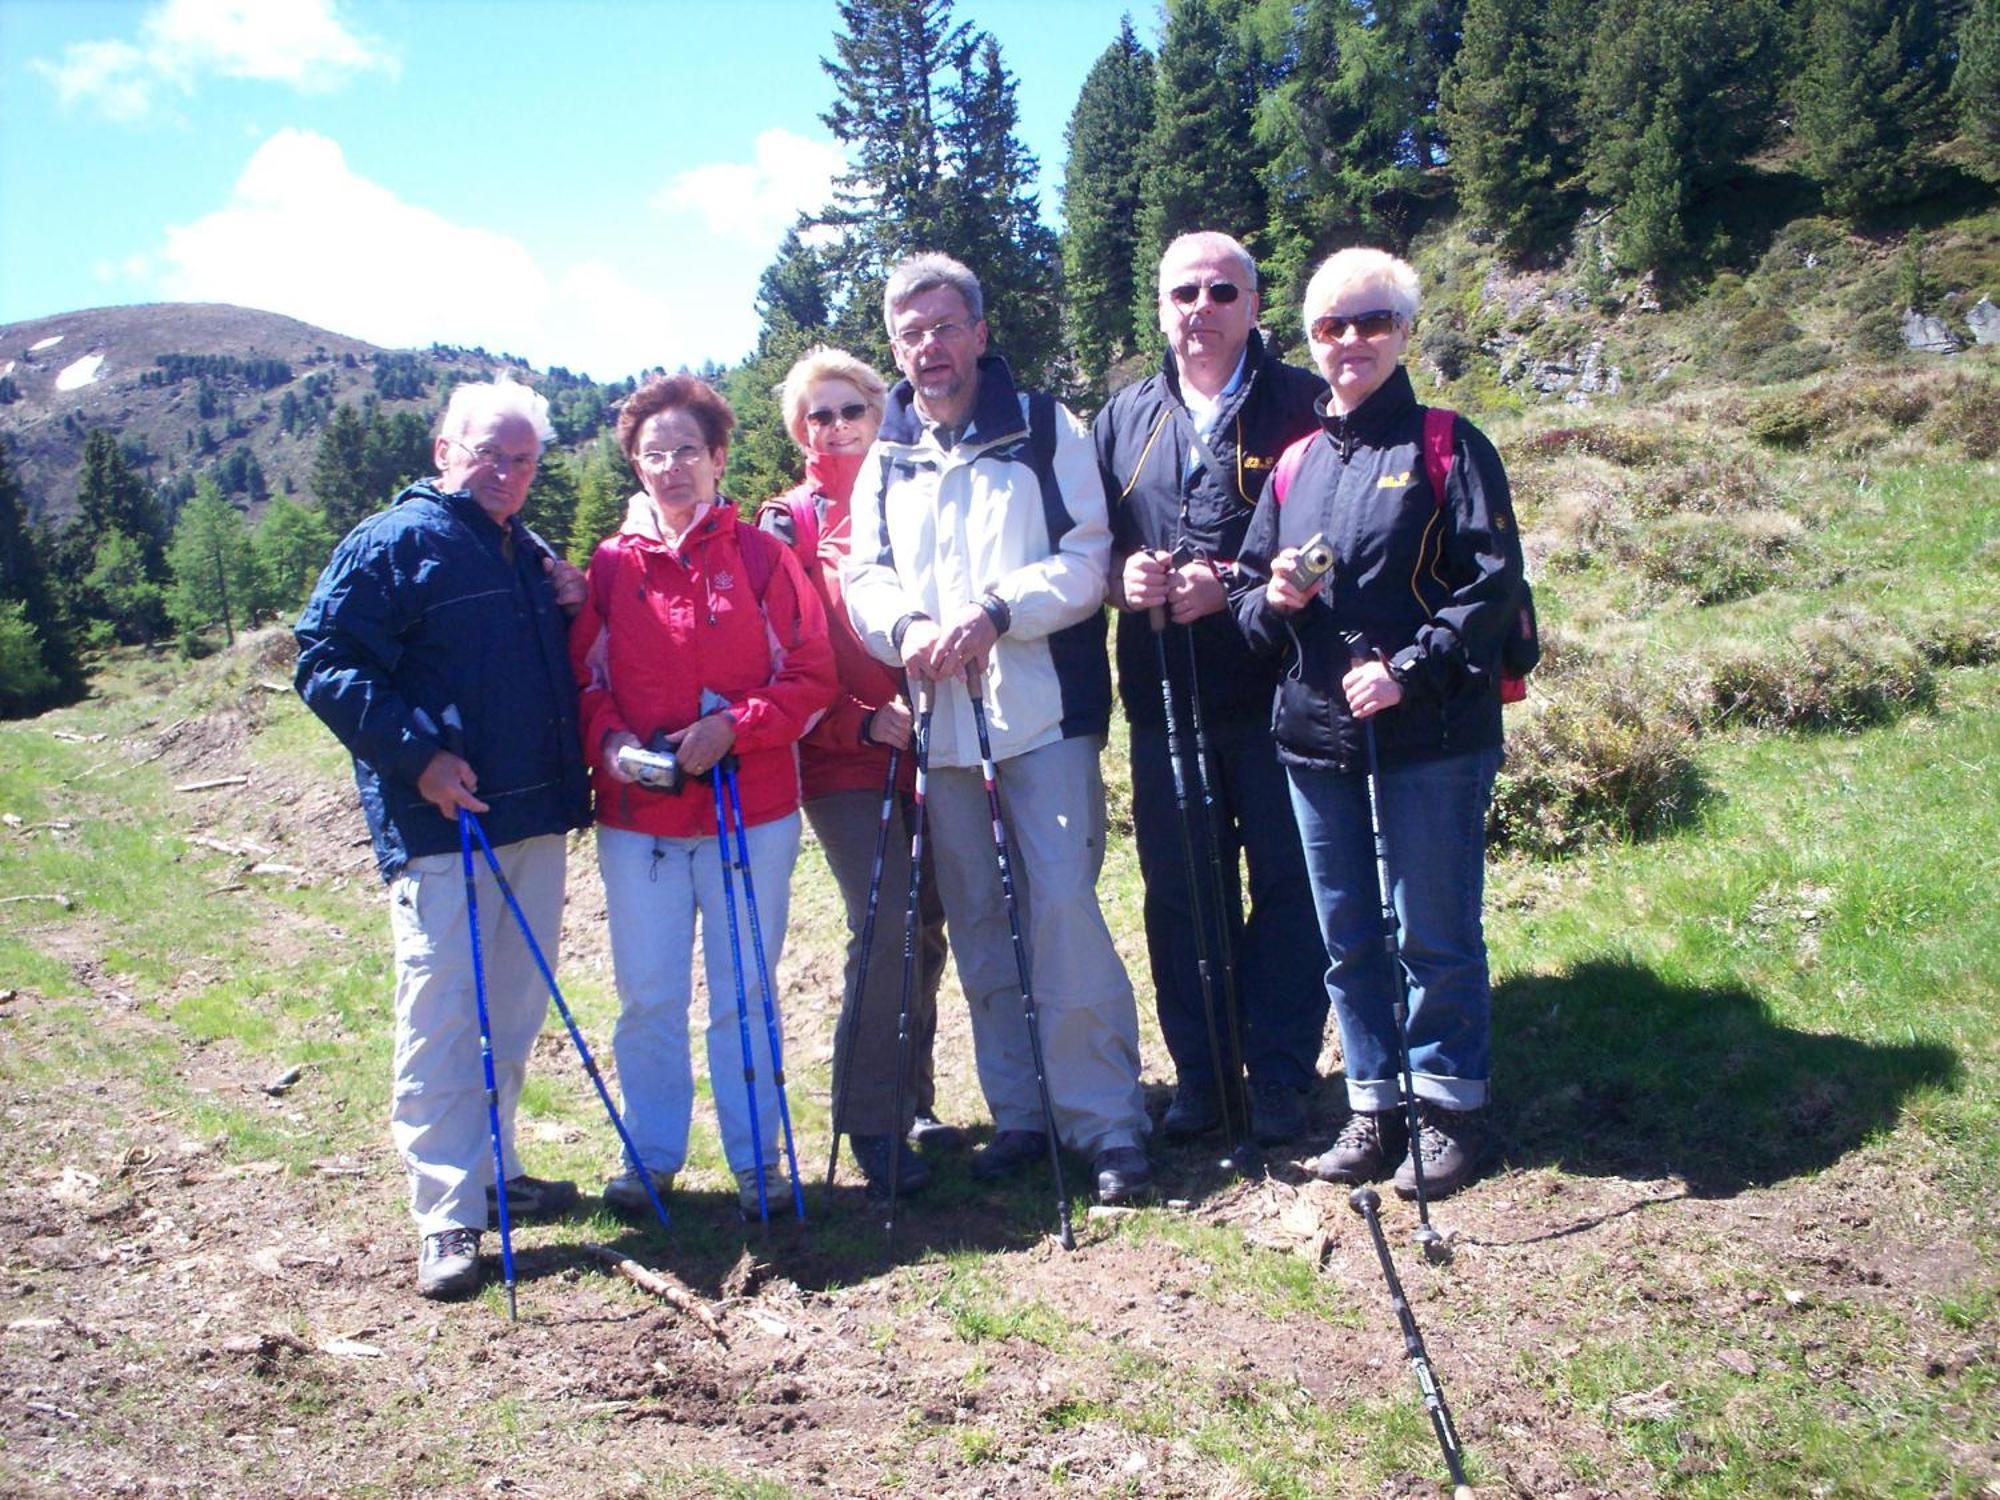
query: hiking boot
[
  {"left": 1093, "top": 1145, "right": 1153, "bottom": 1205},
  {"left": 1248, "top": 1082, "right": 1308, "bottom": 1146},
  {"left": 1308, "top": 1109, "right": 1406, "bottom": 1185},
  {"left": 1159, "top": 1085, "right": 1222, "bottom": 1139},
  {"left": 485, "top": 1173, "right": 579, "bottom": 1229},
  {"left": 601, "top": 1169, "right": 674, "bottom": 1219},
  {"left": 417, "top": 1227, "right": 483, "bottom": 1301},
  {"left": 851, "top": 1134, "right": 931, "bottom": 1196},
  {"left": 736, "top": 1165, "right": 789, "bottom": 1219},
  {"left": 1393, "top": 1103, "right": 1484, "bottom": 1201},
  {"left": 908, "top": 1113, "right": 967, "bottom": 1152},
  {"left": 969, "top": 1129, "right": 1050, "bottom": 1181}
]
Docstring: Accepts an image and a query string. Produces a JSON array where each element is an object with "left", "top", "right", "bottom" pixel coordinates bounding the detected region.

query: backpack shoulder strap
[
  {"left": 736, "top": 513, "right": 788, "bottom": 602},
  {"left": 1422, "top": 406, "right": 1456, "bottom": 509},
  {"left": 1271, "top": 430, "right": 1319, "bottom": 505}
]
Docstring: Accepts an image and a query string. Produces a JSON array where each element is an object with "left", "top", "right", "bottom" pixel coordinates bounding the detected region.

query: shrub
[
  {"left": 1490, "top": 660, "right": 1707, "bottom": 858},
  {"left": 1748, "top": 395, "right": 1827, "bottom": 449},
  {"left": 1635, "top": 456, "right": 1768, "bottom": 516},
  {"left": 1909, "top": 617, "right": 2000, "bottom": 668},
  {"left": 1926, "top": 377, "right": 2000, "bottom": 459},
  {"left": 1638, "top": 512, "right": 1797, "bottom": 604},
  {"left": 1521, "top": 425, "right": 1672, "bottom": 467},
  {"left": 1708, "top": 609, "right": 1937, "bottom": 731}
]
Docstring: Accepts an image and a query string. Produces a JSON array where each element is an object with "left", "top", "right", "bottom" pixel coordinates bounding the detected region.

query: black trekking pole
[
  {"left": 719, "top": 759, "right": 807, "bottom": 1224},
  {"left": 1149, "top": 597, "right": 1249, "bottom": 1171},
  {"left": 1350, "top": 1187, "right": 1475, "bottom": 1499},
  {"left": 823, "top": 742, "right": 903, "bottom": 1193},
  {"left": 884, "top": 680, "right": 934, "bottom": 1244},
  {"left": 458, "top": 810, "right": 670, "bottom": 1233},
  {"left": 711, "top": 766, "right": 774, "bottom": 1229},
  {"left": 1347, "top": 638, "right": 1447, "bottom": 1262},
  {"left": 964, "top": 662, "right": 1076, "bottom": 1253},
  {"left": 456, "top": 809, "right": 518, "bottom": 1322}
]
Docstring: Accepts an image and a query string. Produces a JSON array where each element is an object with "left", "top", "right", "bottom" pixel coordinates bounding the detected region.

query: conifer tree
[
  {"left": 1952, "top": 0, "right": 2000, "bottom": 182},
  {"left": 1441, "top": 0, "right": 1591, "bottom": 257},
  {"left": 1796, "top": 0, "right": 1968, "bottom": 216},
  {"left": 1131, "top": 0, "right": 1265, "bottom": 354},
  {"left": 167, "top": 477, "right": 261, "bottom": 649},
  {"left": 0, "top": 601, "right": 57, "bottom": 719},
  {"left": 1061, "top": 17, "right": 1156, "bottom": 398},
  {"left": 725, "top": 231, "right": 837, "bottom": 507},
  {"left": 83, "top": 529, "right": 167, "bottom": 646},
  {"left": 567, "top": 435, "right": 630, "bottom": 566},
  {"left": 311, "top": 404, "right": 375, "bottom": 535},
  {"left": 251, "top": 497, "right": 335, "bottom": 616},
  {"left": 0, "top": 440, "right": 83, "bottom": 713},
  {"left": 520, "top": 447, "right": 578, "bottom": 559}
]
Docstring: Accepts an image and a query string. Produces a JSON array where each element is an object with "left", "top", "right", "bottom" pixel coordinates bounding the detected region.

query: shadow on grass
[{"left": 1489, "top": 957, "right": 1959, "bottom": 1197}]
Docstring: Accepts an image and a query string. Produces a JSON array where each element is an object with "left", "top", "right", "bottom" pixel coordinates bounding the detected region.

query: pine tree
[
  {"left": 84, "top": 529, "right": 167, "bottom": 647},
  {"left": 520, "top": 448, "right": 579, "bottom": 559},
  {"left": 1953, "top": 0, "right": 2000, "bottom": 182},
  {"left": 1796, "top": 0, "right": 1968, "bottom": 216},
  {"left": 1061, "top": 17, "right": 1156, "bottom": 397},
  {"left": 73, "top": 428, "right": 167, "bottom": 575},
  {"left": 0, "top": 600, "right": 57, "bottom": 719},
  {"left": 1441, "top": 0, "right": 1592, "bottom": 257},
  {"left": 167, "top": 477, "right": 261, "bottom": 650},
  {"left": 251, "top": 497, "right": 336, "bottom": 617},
  {"left": 364, "top": 407, "right": 434, "bottom": 502},
  {"left": 311, "top": 404, "right": 376, "bottom": 535},
  {"left": 1579, "top": 0, "right": 1784, "bottom": 275},
  {"left": 725, "top": 232, "right": 839, "bottom": 508},
  {"left": 567, "top": 436, "right": 631, "bottom": 566},
  {"left": 0, "top": 440, "right": 83, "bottom": 713},
  {"left": 1131, "top": 0, "right": 1265, "bottom": 354}
]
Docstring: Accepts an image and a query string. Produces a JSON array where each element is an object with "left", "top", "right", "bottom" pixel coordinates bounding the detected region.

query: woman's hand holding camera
[{"left": 665, "top": 712, "right": 736, "bottom": 778}]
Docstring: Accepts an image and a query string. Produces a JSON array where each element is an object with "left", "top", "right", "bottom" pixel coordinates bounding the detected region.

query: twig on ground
[
  {"left": 0, "top": 893, "right": 73, "bottom": 909},
  {"left": 175, "top": 776, "right": 250, "bottom": 793},
  {"left": 583, "top": 1243, "right": 727, "bottom": 1342}
]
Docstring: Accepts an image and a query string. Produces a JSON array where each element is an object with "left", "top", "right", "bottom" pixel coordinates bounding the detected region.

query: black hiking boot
[
  {"left": 1307, "top": 1109, "right": 1406, "bottom": 1184},
  {"left": 1393, "top": 1103, "right": 1485, "bottom": 1201}
]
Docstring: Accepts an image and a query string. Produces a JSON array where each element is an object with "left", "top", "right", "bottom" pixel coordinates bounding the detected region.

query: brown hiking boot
[
  {"left": 1393, "top": 1103, "right": 1484, "bottom": 1201},
  {"left": 1307, "top": 1109, "right": 1406, "bottom": 1184}
]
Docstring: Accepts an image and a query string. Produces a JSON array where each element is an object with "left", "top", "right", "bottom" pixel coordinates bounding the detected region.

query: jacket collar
[
  {"left": 1315, "top": 363, "right": 1418, "bottom": 444},
  {"left": 397, "top": 479, "right": 521, "bottom": 538},
  {"left": 616, "top": 494, "right": 740, "bottom": 554},
  {"left": 877, "top": 355, "right": 1025, "bottom": 451},
  {"left": 1163, "top": 328, "right": 1272, "bottom": 429}
]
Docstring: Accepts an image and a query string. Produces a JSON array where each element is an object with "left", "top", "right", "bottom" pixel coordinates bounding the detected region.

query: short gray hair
[
  {"left": 1301, "top": 248, "right": 1422, "bottom": 332},
  {"left": 1159, "top": 231, "right": 1258, "bottom": 293},
  {"left": 438, "top": 377, "right": 554, "bottom": 447},
  {"left": 882, "top": 252, "right": 984, "bottom": 335}
]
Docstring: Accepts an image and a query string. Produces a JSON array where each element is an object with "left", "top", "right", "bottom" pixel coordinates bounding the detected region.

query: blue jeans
[{"left": 1287, "top": 747, "right": 1500, "bottom": 1111}]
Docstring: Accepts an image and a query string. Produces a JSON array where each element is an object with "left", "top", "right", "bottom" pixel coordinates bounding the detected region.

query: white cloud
[
  {"left": 144, "top": 129, "right": 690, "bottom": 380},
  {"left": 652, "top": 128, "right": 846, "bottom": 246},
  {"left": 33, "top": 0, "right": 392, "bottom": 122}
]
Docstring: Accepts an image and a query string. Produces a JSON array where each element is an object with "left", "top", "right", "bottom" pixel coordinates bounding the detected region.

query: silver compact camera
[
  {"left": 615, "top": 742, "right": 684, "bottom": 793},
  {"left": 1285, "top": 532, "right": 1335, "bottom": 593}
]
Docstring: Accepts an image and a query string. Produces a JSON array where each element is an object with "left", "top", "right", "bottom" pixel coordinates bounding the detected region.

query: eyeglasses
[
  {"left": 1167, "top": 281, "right": 1241, "bottom": 307},
  {"left": 637, "top": 444, "right": 710, "bottom": 470},
  {"left": 807, "top": 402, "right": 870, "bottom": 428},
  {"left": 452, "top": 438, "right": 539, "bottom": 470},
  {"left": 892, "top": 319, "right": 972, "bottom": 352},
  {"left": 1310, "top": 309, "right": 1403, "bottom": 342}
]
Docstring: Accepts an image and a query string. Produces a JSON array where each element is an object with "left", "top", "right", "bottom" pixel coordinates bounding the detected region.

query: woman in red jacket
[
  {"left": 571, "top": 374, "right": 836, "bottom": 1216},
  {"left": 758, "top": 347, "right": 956, "bottom": 1199}
]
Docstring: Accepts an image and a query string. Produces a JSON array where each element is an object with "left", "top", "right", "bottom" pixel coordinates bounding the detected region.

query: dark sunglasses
[
  {"left": 1168, "top": 280, "right": 1241, "bottom": 307},
  {"left": 1311, "top": 308, "right": 1402, "bottom": 341},
  {"left": 807, "top": 402, "right": 870, "bottom": 428}
]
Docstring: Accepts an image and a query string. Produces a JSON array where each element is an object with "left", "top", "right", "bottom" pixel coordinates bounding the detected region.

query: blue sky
[{"left": 0, "top": 0, "right": 1140, "bottom": 382}]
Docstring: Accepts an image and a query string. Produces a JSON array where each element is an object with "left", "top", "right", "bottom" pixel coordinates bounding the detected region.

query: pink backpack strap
[
  {"left": 1422, "top": 406, "right": 1456, "bottom": 508},
  {"left": 1270, "top": 430, "right": 1319, "bottom": 504}
]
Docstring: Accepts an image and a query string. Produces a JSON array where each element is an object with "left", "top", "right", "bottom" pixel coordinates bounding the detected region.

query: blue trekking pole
[
  {"left": 457, "top": 810, "right": 670, "bottom": 1233},
  {"left": 720, "top": 759, "right": 807, "bottom": 1223},
  {"left": 711, "top": 766, "right": 774, "bottom": 1226},
  {"left": 457, "top": 808, "right": 518, "bottom": 1322}
]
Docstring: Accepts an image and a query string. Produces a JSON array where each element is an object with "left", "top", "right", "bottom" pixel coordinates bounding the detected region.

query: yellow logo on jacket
[{"left": 1378, "top": 471, "right": 1413, "bottom": 488}]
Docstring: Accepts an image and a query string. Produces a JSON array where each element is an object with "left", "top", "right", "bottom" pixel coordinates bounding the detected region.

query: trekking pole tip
[{"left": 1349, "top": 1186, "right": 1381, "bottom": 1215}]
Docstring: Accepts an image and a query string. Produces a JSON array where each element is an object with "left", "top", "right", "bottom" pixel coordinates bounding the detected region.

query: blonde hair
[
  {"left": 1302, "top": 248, "right": 1422, "bottom": 336},
  {"left": 777, "top": 346, "right": 889, "bottom": 451}
]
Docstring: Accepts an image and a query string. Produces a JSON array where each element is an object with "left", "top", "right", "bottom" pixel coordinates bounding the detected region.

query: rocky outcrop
[
  {"left": 1968, "top": 297, "right": 2000, "bottom": 346},
  {"left": 1901, "top": 309, "right": 1960, "bottom": 354}
]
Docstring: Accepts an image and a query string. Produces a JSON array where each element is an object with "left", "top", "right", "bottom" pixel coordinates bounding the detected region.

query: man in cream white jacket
[{"left": 844, "top": 252, "right": 1152, "bottom": 1204}]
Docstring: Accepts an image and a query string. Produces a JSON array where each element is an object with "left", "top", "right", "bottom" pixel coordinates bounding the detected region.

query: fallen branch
[
  {"left": 0, "top": 893, "right": 72, "bottom": 910},
  {"left": 175, "top": 776, "right": 249, "bottom": 793},
  {"left": 583, "top": 1243, "right": 726, "bottom": 1341}
]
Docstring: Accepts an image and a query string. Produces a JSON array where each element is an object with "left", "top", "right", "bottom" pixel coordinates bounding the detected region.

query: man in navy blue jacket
[
  {"left": 1093, "top": 232, "right": 1330, "bottom": 1151},
  {"left": 296, "top": 379, "right": 590, "bottom": 1300}
]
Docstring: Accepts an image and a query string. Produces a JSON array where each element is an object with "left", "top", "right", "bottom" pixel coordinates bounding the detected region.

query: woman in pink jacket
[
  {"left": 758, "top": 347, "right": 956, "bottom": 1200},
  {"left": 571, "top": 374, "right": 835, "bottom": 1216}
]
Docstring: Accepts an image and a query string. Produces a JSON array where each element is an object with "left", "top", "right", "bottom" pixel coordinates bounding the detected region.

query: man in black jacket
[{"left": 1092, "top": 232, "right": 1329, "bottom": 1148}]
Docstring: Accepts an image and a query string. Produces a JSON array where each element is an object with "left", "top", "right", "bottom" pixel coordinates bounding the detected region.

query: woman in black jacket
[{"left": 1229, "top": 248, "right": 1528, "bottom": 1199}]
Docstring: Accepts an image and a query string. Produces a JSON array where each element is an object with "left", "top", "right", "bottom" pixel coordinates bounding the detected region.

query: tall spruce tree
[
  {"left": 567, "top": 435, "right": 630, "bottom": 566},
  {"left": 725, "top": 230, "right": 839, "bottom": 506},
  {"left": 1579, "top": 0, "right": 1784, "bottom": 275},
  {"left": 251, "top": 497, "right": 335, "bottom": 617},
  {"left": 1441, "top": 0, "right": 1592, "bottom": 257},
  {"left": 1131, "top": 0, "right": 1265, "bottom": 355},
  {"left": 1061, "top": 17, "right": 1156, "bottom": 398},
  {"left": 311, "top": 404, "right": 376, "bottom": 534},
  {"left": 1796, "top": 0, "right": 1969, "bottom": 215},
  {"left": 520, "top": 448, "right": 579, "bottom": 559},
  {"left": 1952, "top": 0, "right": 2000, "bottom": 182},
  {"left": 0, "top": 439, "right": 83, "bottom": 713}
]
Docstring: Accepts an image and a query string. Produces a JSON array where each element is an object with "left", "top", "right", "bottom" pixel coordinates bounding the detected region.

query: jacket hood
[{"left": 877, "top": 355, "right": 1024, "bottom": 448}]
